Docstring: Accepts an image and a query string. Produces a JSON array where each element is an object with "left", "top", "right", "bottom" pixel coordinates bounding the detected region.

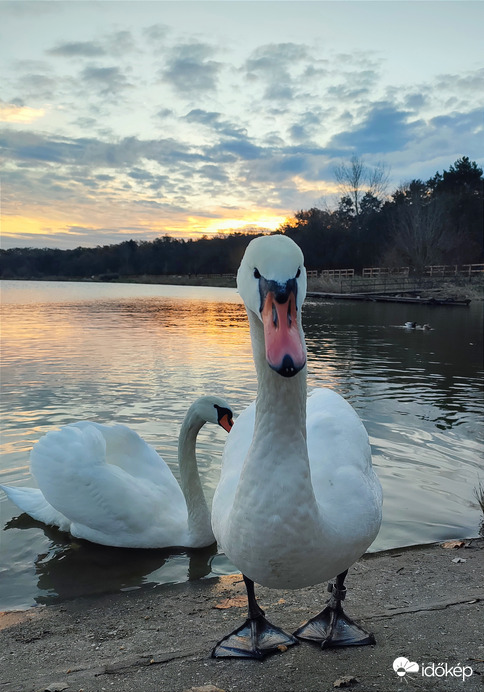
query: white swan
[
  {"left": 1, "top": 396, "right": 233, "bottom": 549},
  {"left": 211, "top": 234, "right": 382, "bottom": 658}
]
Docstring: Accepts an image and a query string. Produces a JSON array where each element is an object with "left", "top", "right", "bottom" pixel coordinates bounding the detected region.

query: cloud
[
  {"left": 209, "top": 138, "right": 264, "bottom": 162},
  {"left": 80, "top": 65, "right": 132, "bottom": 96},
  {"left": 0, "top": 130, "right": 210, "bottom": 212},
  {"left": 47, "top": 41, "right": 106, "bottom": 57},
  {"left": 328, "top": 102, "right": 420, "bottom": 154},
  {"left": 429, "top": 108, "right": 483, "bottom": 133},
  {"left": 142, "top": 23, "right": 170, "bottom": 43},
  {"left": 0, "top": 101, "right": 45, "bottom": 123},
  {"left": 245, "top": 42, "right": 308, "bottom": 76},
  {"left": 105, "top": 30, "right": 137, "bottom": 57},
  {"left": 16, "top": 73, "right": 58, "bottom": 101},
  {"left": 413, "top": 107, "right": 484, "bottom": 164},
  {"left": 244, "top": 42, "right": 309, "bottom": 101},
  {"left": 47, "top": 31, "right": 136, "bottom": 60},
  {"left": 0, "top": 130, "right": 202, "bottom": 169},
  {"left": 156, "top": 108, "right": 174, "bottom": 119},
  {"left": 2, "top": 10, "right": 483, "bottom": 253},
  {"left": 197, "top": 165, "right": 229, "bottom": 183},
  {"left": 288, "top": 111, "right": 324, "bottom": 143},
  {"left": 185, "top": 109, "right": 247, "bottom": 139},
  {"left": 1, "top": 1, "right": 57, "bottom": 17},
  {"left": 160, "top": 42, "right": 222, "bottom": 94},
  {"left": 435, "top": 68, "right": 484, "bottom": 97},
  {"left": 1, "top": 225, "right": 155, "bottom": 250},
  {"left": 402, "top": 92, "right": 427, "bottom": 111}
]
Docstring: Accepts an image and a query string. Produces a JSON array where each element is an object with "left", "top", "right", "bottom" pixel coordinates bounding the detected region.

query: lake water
[{"left": 0, "top": 280, "right": 483, "bottom": 610}]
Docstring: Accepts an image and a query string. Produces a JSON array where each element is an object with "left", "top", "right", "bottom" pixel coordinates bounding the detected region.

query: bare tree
[{"left": 334, "top": 155, "right": 390, "bottom": 221}]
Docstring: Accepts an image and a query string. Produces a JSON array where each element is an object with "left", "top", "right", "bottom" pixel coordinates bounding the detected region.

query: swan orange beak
[
  {"left": 261, "top": 288, "right": 306, "bottom": 377},
  {"left": 219, "top": 413, "right": 234, "bottom": 433}
]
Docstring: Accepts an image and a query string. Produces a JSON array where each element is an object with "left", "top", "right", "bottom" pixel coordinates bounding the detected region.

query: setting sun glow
[
  {"left": 1, "top": 210, "right": 292, "bottom": 249},
  {"left": 203, "top": 214, "right": 288, "bottom": 236}
]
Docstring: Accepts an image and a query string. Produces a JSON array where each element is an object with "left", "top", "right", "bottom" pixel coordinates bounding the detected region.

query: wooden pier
[{"left": 307, "top": 291, "right": 471, "bottom": 306}]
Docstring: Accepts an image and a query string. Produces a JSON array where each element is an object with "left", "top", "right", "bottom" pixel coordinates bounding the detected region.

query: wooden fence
[
  {"left": 425, "top": 264, "right": 484, "bottom": 276},
  {"left": 320, "top": 268, "right": 355, "bottom": 279},
  {"left": 187, "top": 264, "right": 484, "bottom": 282},
  {"left": 362, "top": 267, "right": 409, "bottom": 278},
  {"left": 315, "top": 264, "right": 484, "bottom": 279}
]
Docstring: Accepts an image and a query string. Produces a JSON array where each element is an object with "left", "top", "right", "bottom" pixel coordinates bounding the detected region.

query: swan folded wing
[
  {"left": 30, "top": 424, "right": 187, "bottom": 544},
  {"left": 70, "top": 421, "right": 175, "bottom": 487},
  {"left": 306, "top": 388, "right": 382, "bottom": 552},
  {"left": 306, "top": 389, "right": 373, "bottom": 480},
  {"left": 0, "top": 485, "right": 71, "bottom": 531}
]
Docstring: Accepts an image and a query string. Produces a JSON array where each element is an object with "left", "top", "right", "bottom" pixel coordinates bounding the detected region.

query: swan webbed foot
[
  {"left": 294, "top": 602, "right": 375, "bottom": 648},
  {"left": 294, "top": 571, "right": 375, "bottom": 649},
  {"left": 212, "top": 615, "right": 299, "bottom": 659},
  {"left": 211, "top": 574, "right": 298, "bottom": 659}
]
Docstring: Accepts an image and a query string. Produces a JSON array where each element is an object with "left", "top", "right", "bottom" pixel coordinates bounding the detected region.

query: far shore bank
[{"left": 2, "top": 273, "right": 483, "bottom": 301}]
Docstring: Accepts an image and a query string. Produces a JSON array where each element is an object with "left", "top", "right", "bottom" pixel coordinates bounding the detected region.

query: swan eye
[
  {"left": 296, "top": 268, "right": 301, "bottom": 278},
  {"left": 254, "top": 268, "right": 261, "bottom": 279}
]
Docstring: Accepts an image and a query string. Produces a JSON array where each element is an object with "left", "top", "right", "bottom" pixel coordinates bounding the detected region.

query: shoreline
[
  {"left": 2, "top": 274, "right": 483, "bottom": 301},
  {"left": 1, "top": 538, "right": 483, "bottom": 691}
]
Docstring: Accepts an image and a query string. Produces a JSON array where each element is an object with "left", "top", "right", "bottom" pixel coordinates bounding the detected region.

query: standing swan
[
  {"left": 1, "top": 396, "right": 233, "bottom": 549},
  {"left": 211, "top": 235, "right": 382, "bottom": 658}
]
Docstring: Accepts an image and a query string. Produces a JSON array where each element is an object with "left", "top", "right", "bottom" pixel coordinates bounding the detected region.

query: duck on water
[{"left": 211, "top": 234, "right": 383, "bottom": 659}]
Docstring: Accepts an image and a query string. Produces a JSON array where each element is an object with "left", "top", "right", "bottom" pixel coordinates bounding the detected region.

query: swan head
[
  {"left": 237, "top": 234, "right": 307, "bottom": 378},
  {"left": 192, "top": 395, "right": 234, "bottom": 432}
]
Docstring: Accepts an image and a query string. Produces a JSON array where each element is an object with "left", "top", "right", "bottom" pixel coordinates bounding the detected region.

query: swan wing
[
  {"left": 0, "top": 485, "right": 71, "bottom": 531},
  {"left": 307, "top": 388, "right": 373, "bottom": 479},
  {"left": 307, "top": 388, "right": 382, "bottom": 547},
  {"left": 30, "top": 423, "right": 187, "bottom": 547},
  {"left": 70, "top": 421, "right": 174, "bottom": 486}
]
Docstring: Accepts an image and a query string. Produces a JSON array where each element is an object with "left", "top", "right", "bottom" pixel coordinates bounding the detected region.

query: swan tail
[{"left": 0, "top": 485, "right": 71, "bottom": 531}]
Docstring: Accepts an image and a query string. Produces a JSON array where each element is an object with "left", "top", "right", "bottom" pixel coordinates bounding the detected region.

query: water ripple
[{"left": 0, "top": 281, "right": 482, "bottom": 608}]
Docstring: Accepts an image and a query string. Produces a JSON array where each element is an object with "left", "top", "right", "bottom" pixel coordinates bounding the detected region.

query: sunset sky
[{"left": 1, "top": 1, "right": 483, "bottom": 249}]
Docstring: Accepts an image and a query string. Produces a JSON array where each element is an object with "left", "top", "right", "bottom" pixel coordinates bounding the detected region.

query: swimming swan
[
  {"left": 211, "top": 235, "right": 382, "bottom": 659},
  {"left": 1, "top": 396, "right": 233, "bottom": 549}
]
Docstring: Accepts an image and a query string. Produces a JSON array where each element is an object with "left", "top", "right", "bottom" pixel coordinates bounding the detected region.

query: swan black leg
[
  {"left": 294, "top": 570, "right": 375, "bottom": 648},
  {"left": 211, "top": 575, "right": 299, "bottom": 659}
]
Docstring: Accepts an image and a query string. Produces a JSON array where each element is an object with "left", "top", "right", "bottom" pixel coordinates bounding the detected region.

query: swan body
[
  {"left": 1, "top": 396, "right": 233, "bottom": 549},
  {"left": 212, "top": 235, "right": 382, "bottom": 591}
]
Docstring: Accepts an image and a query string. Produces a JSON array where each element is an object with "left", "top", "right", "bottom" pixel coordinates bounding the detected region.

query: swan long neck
[
  {"left": 248, "top": 311, "right": 307, "bottom": 428},
  {"left": 178, "top": 407, "right": 214, "bottom": 546},
  {"left": 249, "top": 309, "right": 308, "bottom": 443},
  {"left": 232, "top": 311, "right": 315, "bottom": 512}
]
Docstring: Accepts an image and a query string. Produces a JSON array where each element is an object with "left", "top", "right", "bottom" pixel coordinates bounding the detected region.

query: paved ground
[{"left": 1, "top": 539, "right": 483, "bottom": 692}]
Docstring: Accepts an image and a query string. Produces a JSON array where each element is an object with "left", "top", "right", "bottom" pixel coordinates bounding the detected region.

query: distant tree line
[{"left": 1, "top": 157, "right": 482, "bottom": 280}]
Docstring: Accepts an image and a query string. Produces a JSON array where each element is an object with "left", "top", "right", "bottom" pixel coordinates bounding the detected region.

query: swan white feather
[
  {"left": 211, "top": 234, "right": 382, "bottom": 590},
  {"left": 1, "top": 396, "right": 233, "bottom": 549}
]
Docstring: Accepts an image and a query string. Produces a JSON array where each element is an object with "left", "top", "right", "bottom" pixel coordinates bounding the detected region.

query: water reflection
[
  {"left": 303, "top": 300, "right": 484, "bottom": 432},
  {"left": 6, "top": 514, "right": 219, "bottom": 605},
  {"left": 1, "top": 281, "right": 482, "bottom": 609}
]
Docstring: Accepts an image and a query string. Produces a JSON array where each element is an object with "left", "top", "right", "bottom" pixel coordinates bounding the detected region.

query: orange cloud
[
  {"left": 0, "top": 215, "right": 68, "bottom": 243},
  {"left": 0, "top": 206, "right": 292, "bottom": 249},
  {"left": 291, "top": 176, "right": 340, "bottom": 196},
  {"left": 136, "top": 209, "right": 290, "bottom": 240},
  {"left": 0, "top": 103, "right": 46, "bottom": 124}
]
